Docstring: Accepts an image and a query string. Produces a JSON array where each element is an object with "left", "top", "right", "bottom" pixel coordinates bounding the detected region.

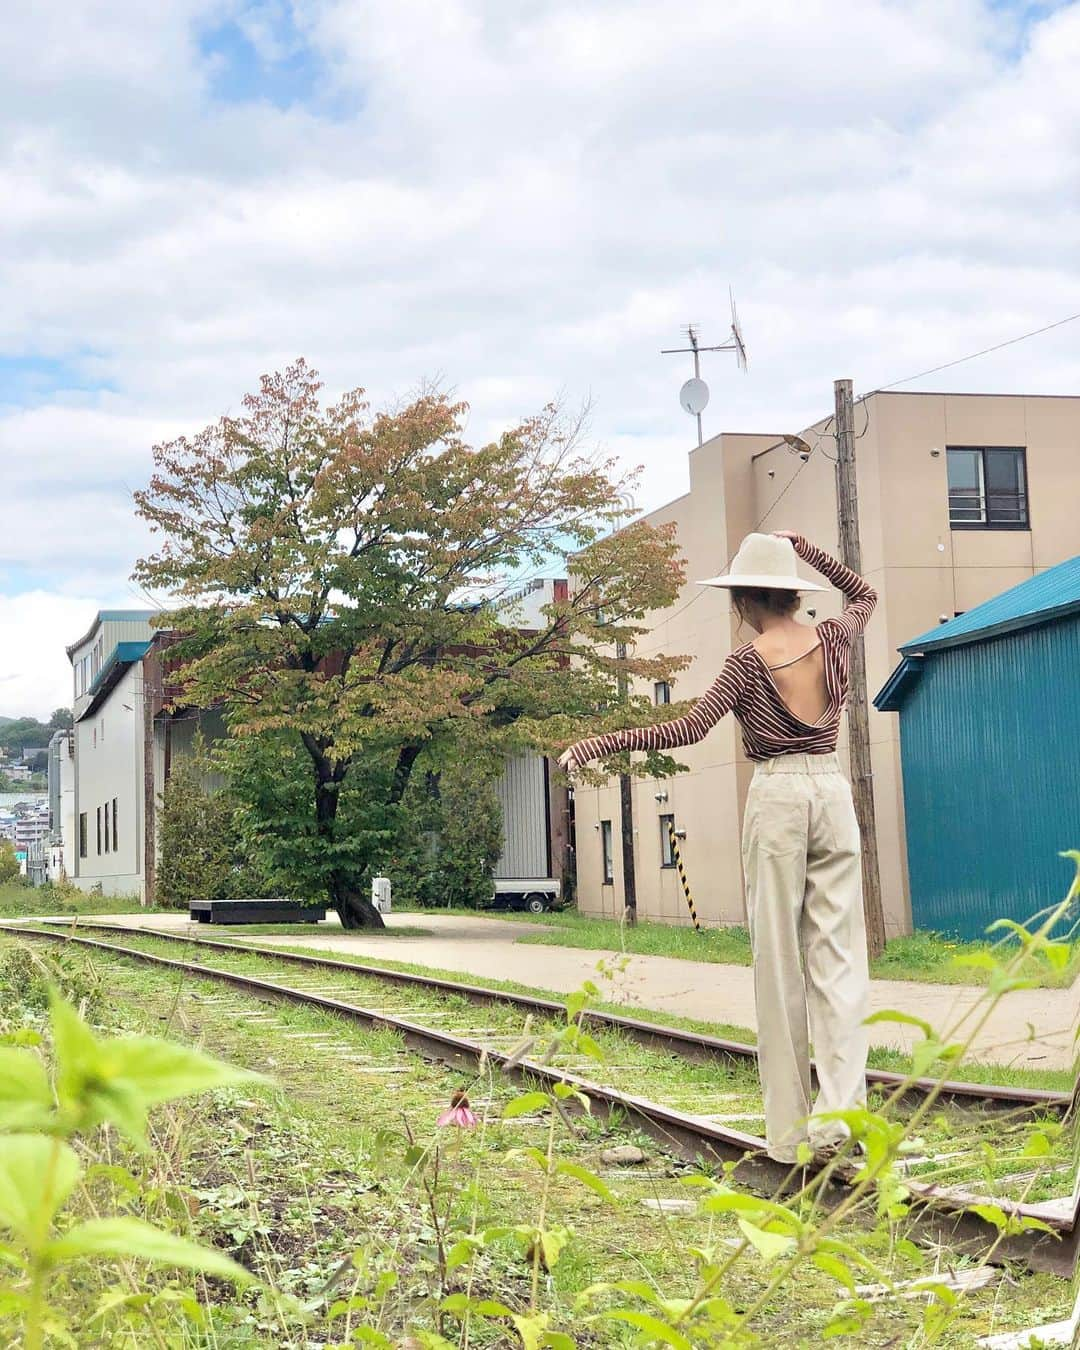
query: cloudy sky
[{"left": 2, "top": 0, "right": 1078, "bottom": 718}]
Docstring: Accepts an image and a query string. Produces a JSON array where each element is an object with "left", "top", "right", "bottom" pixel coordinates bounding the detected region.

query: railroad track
[{"left": 3, "top": 920, "right": 1077, "bottom": 1278}]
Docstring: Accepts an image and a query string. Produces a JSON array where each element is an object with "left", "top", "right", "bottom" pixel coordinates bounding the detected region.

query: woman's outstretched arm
[{"left": 559, "top": 653, "right": 746, "bottom": 770}]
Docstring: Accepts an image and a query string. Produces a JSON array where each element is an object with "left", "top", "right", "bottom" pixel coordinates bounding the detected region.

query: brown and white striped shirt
[{"left": 571, "top": 536, "right": 877, "bottom": 766}]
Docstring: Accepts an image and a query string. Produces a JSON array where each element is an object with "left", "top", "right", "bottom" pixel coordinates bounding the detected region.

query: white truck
[
  {"left": 492, "top": 876, "right": 562, "bottom": 914},
  {"left": 488, "top": 754, "right": 563, "bottom": 913}
]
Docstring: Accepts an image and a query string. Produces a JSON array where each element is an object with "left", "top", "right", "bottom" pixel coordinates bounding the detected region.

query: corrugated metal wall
[
  {"left": 494, "top": 754, "right": 549, "bottom": 878},
  {"left": 900, "top": 615, "right": 1080, "bottom": 939},
  {"left": 104, "top": 618, "right": 156, "bottom": 648},
  {"left": 166, "top": 710, "right": 229, "bottom": 792}
]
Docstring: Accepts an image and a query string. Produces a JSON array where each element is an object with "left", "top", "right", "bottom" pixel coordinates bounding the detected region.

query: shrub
[
  {"left": 156, "top": 737, "right": 266, "bottom": 910},
  {"left": 384, "top": 761, "right": 504, "bottom": 909},
  {"left": 0, "top": 839, "right": 20, "bottom": 885}
]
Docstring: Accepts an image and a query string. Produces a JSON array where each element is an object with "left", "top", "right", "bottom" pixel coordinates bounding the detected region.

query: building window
[
  {"left": 96, "top": 807, "right": 102, "bottom": 856},
  {"left": 112, "top": 798, "right": 118, "bottom": 852},
  {"left": 660, "top": 814, "right": 676, "bottom": 867},
  {"left": 92, "top": 729, "right": 97, "bottom": 749},
  {"left": 600, "top": 820, "right": 614, "bottom": 884},
  {"left": 654, "top": 681, "right": 671, "bottom": 706},
  {"left": 79, "top": 813, "right": 87, "bottom": 859},
  {"left": 104, "top": 802, "right": 110, "bottom": 854},
  {"left": 947, "top": 447, "right": 1028, "bottom": 529}
]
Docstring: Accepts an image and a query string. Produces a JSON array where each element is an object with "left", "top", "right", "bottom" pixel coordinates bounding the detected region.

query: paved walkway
[{"left": 45, "top": 911, "right": 1080, "bottom": 1072}]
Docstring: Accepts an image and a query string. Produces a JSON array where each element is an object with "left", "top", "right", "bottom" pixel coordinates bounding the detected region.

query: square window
[
  {"left": 600, "top": 820, "right": 614, "bottom": 885},
  {"left": 947, "top": 447, "right": 1028, "bottom": 529},
  {"left": 654, "top": 681, "right": 671, "bottom": 706}
]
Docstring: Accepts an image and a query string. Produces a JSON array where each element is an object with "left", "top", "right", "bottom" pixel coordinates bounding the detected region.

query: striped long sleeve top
[{"left": 569, "top": 536, "right": 877, "bottom": 767}]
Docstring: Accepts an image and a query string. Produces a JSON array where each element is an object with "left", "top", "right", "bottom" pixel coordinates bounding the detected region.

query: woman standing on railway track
[{"left": 558, "top": 531, "right": 877, "bottom": 1166}]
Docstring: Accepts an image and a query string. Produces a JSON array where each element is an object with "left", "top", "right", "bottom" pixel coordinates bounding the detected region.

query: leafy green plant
[
  {"left": 363, "top": 855, "right": 1080, "bottom": 1347},
  {"left": 5, "top": 853, "right": 1077, "bottom": 1346},
  {"left": 156, "top": 732, "right": 268, "bottom": 910},
  {"left": 0, "top": 838, "right": 20, "bottom": 885},
  {"left": 0, "top": 978, "right": 265, "bottom": 1347},
  {"left": 396, "top": 758, "right": 505, "bottom": 911},
  {"left": 0, "top": 943, "right": 102, "bottom": 1024}
]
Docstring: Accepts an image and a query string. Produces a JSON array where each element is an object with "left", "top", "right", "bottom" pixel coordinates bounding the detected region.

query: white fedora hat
[{"left": 697, "top": 532, "right": 825, "bottom": 592}]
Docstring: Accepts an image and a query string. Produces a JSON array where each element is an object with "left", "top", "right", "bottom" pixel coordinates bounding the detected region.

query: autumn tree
[{"left": 134, "top": 361, "right": 687, "bottom": 927}]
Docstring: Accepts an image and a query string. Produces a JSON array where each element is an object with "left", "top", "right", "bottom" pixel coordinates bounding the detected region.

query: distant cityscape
[{"left": 0, "top": 716, "right": 55, "bottom": 881}]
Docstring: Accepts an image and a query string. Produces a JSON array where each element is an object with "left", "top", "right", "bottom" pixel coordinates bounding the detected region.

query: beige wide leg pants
[{"left": 741, "top": 752, "right": 870, "bottom": 1163}]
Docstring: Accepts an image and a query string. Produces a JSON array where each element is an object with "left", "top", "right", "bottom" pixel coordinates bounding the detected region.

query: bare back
[{"left": 750, "top": 624, "right": 828, "bottom": 726}]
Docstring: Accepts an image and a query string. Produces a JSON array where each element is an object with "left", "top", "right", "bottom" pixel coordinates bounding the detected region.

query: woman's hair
[{"left": 730, "top": 586, "right": 801, "bottom": 619}]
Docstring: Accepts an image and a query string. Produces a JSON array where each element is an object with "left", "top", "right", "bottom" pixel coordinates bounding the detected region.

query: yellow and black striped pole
[{"left": 667, "top": 822, "right": 701, "bottom": 932}]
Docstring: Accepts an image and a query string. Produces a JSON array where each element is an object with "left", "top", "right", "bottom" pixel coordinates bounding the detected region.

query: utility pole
[
  {"left": 615, "top": 639, "right": 638, "bottom": 926},
  {"left": 834, "top": 378, "right": 887, "bottom": 961}
]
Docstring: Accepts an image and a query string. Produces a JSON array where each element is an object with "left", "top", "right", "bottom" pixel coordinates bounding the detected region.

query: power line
[
  {"left": 871, "top": 310, "right": 1080, "bottom": 393},
  {"left": 650, "top": 307, "right": 1080, "bottom": 633}
]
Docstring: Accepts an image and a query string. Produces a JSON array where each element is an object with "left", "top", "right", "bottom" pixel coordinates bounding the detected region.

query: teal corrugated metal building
[{"left": 876, "top": 556, "right": 1080, "bottom": 940}]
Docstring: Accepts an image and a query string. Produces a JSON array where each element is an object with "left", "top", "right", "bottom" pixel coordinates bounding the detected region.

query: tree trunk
[
  {"left": 389, "top": 744, "right": 423, "bottom": 806},
  {"left": 332, "top": 877, "right": 385, "bottom": 930},
  {"left": 312, "top": 765, "right": 386, "bottom": 930}
]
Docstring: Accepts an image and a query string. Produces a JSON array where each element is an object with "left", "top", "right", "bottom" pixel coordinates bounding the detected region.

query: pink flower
[{"left": 437, "top": 1091, "right": 478, "bottom": 1128}]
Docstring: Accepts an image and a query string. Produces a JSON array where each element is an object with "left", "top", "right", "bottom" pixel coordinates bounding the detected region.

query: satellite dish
[{"left": 680, "top": 377, "right": 710, "bottom": 416}]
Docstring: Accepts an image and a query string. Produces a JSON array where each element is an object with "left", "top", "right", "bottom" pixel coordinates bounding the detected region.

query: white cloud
[
  {"left": 1, "top": 0, "right": 1079, "bottom": 716},
  {"left": 0, "top": 593, "right": 104, "bottom": 718}
]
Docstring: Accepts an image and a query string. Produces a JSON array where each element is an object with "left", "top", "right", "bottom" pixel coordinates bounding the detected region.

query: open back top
[{"left": 573, "top": 536, "right": 877, "bottom": 765}]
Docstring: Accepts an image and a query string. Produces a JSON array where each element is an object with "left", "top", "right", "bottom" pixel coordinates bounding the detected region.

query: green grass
[
  {"left": 1, "top": 932, "right": 1072, "bottom": 1347},
  {"left": 260, "top": 944, "right": 1075, "bottom": 1094},
  {"left": 0, "top": 881, "right": 157, "bottom": 918},
  {"left": 94, "top": 959, "right": 1075, "bottom": 1345},
  {"left": 504, "top": 909, "right": 1080, "bottom": 988},
  {"left": 872, "top": 927, "right": 1080, "bottom": 987},
  {"left": 26, "top": 923, "right": 1073, "bottom": 1094},
  {"left": 513, "top": 910, "right": 755, "bottom": 963}
]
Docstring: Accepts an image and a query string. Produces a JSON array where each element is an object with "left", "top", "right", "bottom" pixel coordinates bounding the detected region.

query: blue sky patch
[
  {"left": 0, "top": 354, "right": 112, "bottom": 406},
  {"left": 988, "top": 0, "right": 1069, "bottom": 59},
  {"left": 197, "top": 5, "right": 323, "bottom": 111}
]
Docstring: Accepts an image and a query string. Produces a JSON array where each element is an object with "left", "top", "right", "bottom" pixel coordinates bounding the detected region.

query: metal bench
[{"left": 188, "top": 898, "right": 327, "bottom": 925}]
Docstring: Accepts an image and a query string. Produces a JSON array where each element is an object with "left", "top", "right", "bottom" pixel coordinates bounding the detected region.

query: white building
[
  {"left": 66, "top": 611, "right": 156, "bottom": 898},
  {"left": 47, "top": 730, "right": 76, "bottom": 881},
  {"left": 4, "top": 765, "right": 33, "bottom": 783},
  {"left": 14, "top": 806, "right": 50, "bottom": 851}
]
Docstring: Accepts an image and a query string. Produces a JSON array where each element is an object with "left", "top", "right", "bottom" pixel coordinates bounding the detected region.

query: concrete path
[{"left": 38, "top": 911, "right": 1080, "bottom": 1073}]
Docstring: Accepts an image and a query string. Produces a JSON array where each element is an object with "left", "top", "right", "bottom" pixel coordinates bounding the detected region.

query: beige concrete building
[{"left": 574, "top": 391, "right": 1079, "bottom": 936}]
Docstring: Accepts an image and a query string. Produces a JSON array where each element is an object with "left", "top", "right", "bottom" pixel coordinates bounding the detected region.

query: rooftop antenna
[{"left": 661, "top": 289, "right": 748, "bottom": 447}]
